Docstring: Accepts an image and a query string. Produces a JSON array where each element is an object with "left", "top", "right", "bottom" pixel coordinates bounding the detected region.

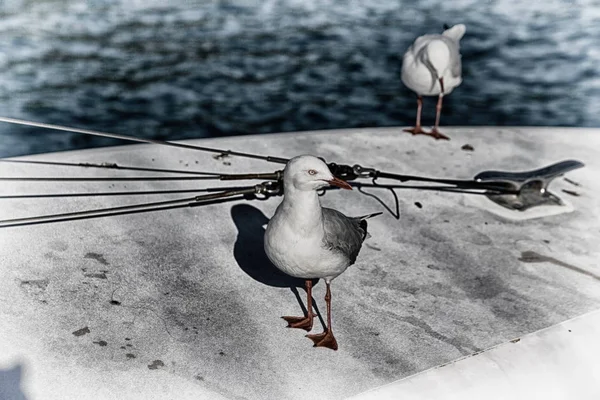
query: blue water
[{"left": 0, "top": 0, "right": 599, "bottom": 157}]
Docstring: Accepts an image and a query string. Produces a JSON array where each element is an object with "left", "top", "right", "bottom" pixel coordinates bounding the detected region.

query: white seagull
[
  {"left": 401, "top": 23, "right": 466, "bottom": 140},
  {"left": 264, "top": 155, "right": 381, "bottom": 350}
]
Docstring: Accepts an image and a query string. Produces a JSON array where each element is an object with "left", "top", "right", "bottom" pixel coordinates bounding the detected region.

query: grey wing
[
  {"left": 411, "top": 34, "right": 438, "bottom": 53},
  {"left": 440, "top": 35, "right": 462, "bottom": 78},
  {"left": 409, "top": 34, "right": 461, "bottom": 78},
  {"left": 321, "top": 208, "right": 369, "bottom": 265},
  {"left": 451, "top": 49, "right": 462, "bottom": 78}
]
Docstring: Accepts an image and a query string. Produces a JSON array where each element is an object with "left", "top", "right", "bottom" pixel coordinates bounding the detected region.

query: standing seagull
[
  {"left": 401, "top": 24, "right": 466, "bottom": 140},
  {"left": 264, "top": 155, "right": 380, "bottom": 350}
]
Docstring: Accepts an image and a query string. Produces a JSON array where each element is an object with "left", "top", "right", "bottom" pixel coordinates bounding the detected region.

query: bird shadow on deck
[
  {"left": 0, "top": 364, "right": 28, "bottom": 400},
  {"left": 230, "top": 204, "right": 325, "bottom": 327}
]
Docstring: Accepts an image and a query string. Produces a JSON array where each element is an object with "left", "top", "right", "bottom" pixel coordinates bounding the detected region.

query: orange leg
[
  {"left": 403, "top": 95, "right": 430, "bottom": 135},
  {"left": 282, "top": 280, "right": 314, "bottom": 331},
  {"left": 429, "top": 78, "right": 450, "bottom": 140},
  {"left": 306, "top": 282, "right": 338, "bottom": 350}
]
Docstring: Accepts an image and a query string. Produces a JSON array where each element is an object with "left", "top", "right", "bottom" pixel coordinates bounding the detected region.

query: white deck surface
[
  {"left": 350, "top": 309, "right": 600, "bottom": 400},
  {"left": 0, "top": 126, "right": 599, "bottom": 399}
]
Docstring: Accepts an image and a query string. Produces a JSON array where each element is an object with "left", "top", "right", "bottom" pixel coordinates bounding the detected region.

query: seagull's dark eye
[{"left": 307, "top": 169, "right": 317, "bottom": 175}]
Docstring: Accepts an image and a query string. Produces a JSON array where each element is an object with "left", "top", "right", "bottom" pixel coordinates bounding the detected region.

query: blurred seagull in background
[
  {"left": 264, "top": 155, "right": 381, "bottom": 350},
  {"left": 401, "top": 24, "right": 466, "bottom": 140}
]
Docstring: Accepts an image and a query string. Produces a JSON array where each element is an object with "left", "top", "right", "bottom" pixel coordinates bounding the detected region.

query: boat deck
[{"left": 0, "top": 126, "right": 599, "bottom": 399}]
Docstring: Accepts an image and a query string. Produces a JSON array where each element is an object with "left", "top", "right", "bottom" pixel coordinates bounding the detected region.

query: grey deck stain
[
  {"left": 83, "top": 272, "right": 107, "bottom": 279},
  {"left": 84, "top": 252, "right": 109, "bottom": 266},
  {"left": 116, "top": 223, "right": 288, "bottom": 400},
  {"left": 72, "top": 327, "right": 90, "bottom": 337},
  {"left": 43, "top": 251, "right": 63, "bottom": 261},
  {"left": 148, "top": 360, "right": 164, "bottom": 370},
  {"left": 519, "top": 251, "right": 600, "bottom": 281},
  {"left": 400, "top": 316, "right": 478, "bottom": 356},
  {"left": 407, "top": 223, "right": 554, "bottom": 331},
  {"left": 462, "top": 229, "right": 493, "bottom": 246},
  {"left": 343, "top": 308, "right": 418, "bottom": 380},
  {"left": 20, "top": 279, "right": 49, "bottom": 293},
  {"left": 48, "top": 240, "right": 69, "bottom": 252}
]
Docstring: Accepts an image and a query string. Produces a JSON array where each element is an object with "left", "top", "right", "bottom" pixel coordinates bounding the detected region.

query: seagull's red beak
[{"left": 327, "top": 177, "right": 353, "bottom": 190}]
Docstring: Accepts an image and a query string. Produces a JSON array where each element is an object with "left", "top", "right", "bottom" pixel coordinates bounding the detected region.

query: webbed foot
[
  {"left": 403, "top": 126, "right": 430, "bottom": 136},
  {"left": 306, "top": 329, "right": 338, "bottom": 350},
  {"left": 282, "top": 315, "right": 314, "bottom": 331}
]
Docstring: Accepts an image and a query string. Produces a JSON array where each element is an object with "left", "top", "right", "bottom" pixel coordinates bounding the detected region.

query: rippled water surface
[{"left": 0, "top": 0, "right": 599, "bottom": 156}]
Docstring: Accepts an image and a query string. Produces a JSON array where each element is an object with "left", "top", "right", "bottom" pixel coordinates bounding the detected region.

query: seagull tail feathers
[
  {"left": 354, "top": 212, "right": 382, "bottom": 241},
  {"left": 442, "top": 24, "right": 466, "bottom": 41}
]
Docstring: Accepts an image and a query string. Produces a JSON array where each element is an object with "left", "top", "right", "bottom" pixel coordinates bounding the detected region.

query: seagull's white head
[{"left": 284, "top": 155, "right": 352, "bottom": 192}]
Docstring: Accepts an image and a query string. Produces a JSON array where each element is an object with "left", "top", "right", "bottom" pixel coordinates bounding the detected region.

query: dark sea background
[{"left": 0, "top": 0, "right": 599, "bottom": 157}]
